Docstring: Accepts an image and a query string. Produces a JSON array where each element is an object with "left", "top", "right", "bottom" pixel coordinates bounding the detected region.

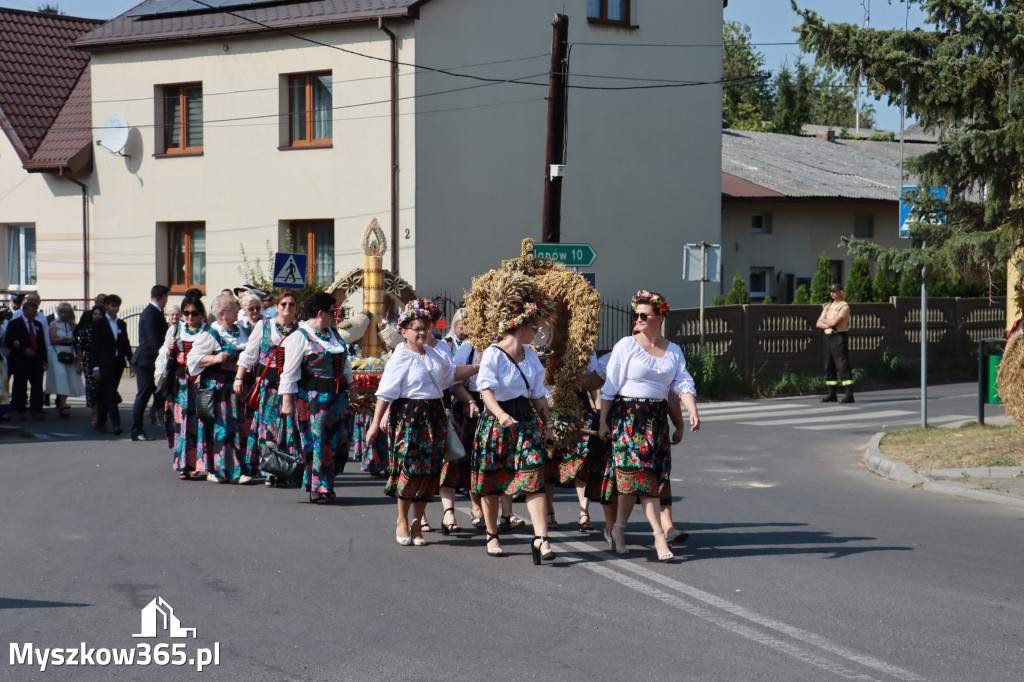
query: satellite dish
[{"left": 98, "top": 113, "right": 130, "bottom": 155}]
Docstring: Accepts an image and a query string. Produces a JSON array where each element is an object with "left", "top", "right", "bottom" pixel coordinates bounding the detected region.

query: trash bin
[{"left": 988, "top": 353, "right": 1002, "bottom": 404}]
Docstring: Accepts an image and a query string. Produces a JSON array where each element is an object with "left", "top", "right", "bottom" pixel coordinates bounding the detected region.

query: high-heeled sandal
[
  {"left": 653, "top": 529, "right": 674, "bottom": 562},
  {"left": 420, "top": 516, "right": 433, "bottom": 533},
  {"left": 499, "top": 514, "right": 526, "bottom": 532},
  {"left": 546, "top": 512, "right": 559, "bottom": 530},
  {"left": 485, "top": 531, "right": 504, "bottom": 556},
  {"left": 665, "top": 528, "right": 690, "bottom": 545},
  {"left": 578, "top": 509, "right": 594, "bottom": 533},
  {"left": 441, "top": 508, "right": 461, "bottom": 535},
  {"left": 531, "top": 536, "right": 556, "bottom": 565},
  {"left": 610, "top": 523, "right": 629, "bottom": 554}
]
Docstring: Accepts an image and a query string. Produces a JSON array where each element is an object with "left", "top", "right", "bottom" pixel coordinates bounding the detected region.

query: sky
[{"left": 5, "top": 0, "right": 932, "bottom": 131}]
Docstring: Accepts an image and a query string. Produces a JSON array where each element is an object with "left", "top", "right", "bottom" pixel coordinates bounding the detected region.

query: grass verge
[{"left": 879, "top": 423, "right": 1024, "bottom": 471}]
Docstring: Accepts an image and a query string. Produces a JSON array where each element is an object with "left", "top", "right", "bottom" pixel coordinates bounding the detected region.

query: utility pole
[{"left": 542, "top": 13, "right": 569, "bottom": 243}]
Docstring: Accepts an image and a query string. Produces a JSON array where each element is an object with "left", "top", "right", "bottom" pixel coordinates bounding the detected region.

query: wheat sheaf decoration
[
  {"left": 997, "top": 328, "right": 1024, "bottom": 426},
  {"left": 464, "top": 238, "right": 602, "bottom": 448}
]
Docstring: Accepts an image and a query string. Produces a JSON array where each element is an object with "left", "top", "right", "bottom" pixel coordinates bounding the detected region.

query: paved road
[{"left": 1, "top": 383, "right": 1020, "bottom": 680}]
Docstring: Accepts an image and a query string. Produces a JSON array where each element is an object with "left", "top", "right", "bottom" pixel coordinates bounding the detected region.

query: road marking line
[
  {"left": 697, "top": 403, "right": 813, "bottom": 416},
  {"left": 701, "top": 406, "right": 864, "bottom": 422},
  {"left": 743, "top": 410, "right": 914, "bottom": 426},
  {"left": 556, "top": 538, "right": 930, "bottom": 682}
]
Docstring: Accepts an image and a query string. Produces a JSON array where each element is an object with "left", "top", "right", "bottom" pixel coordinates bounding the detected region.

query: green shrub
[
  {"left": 792, "top": 284, "right": 810, "bottom": 304},
  {"left": 725, "top": 274, "right": 751, "bottom": 305},
  {"left": 810, "top": 254, "right": 833, "bottom": 303}
]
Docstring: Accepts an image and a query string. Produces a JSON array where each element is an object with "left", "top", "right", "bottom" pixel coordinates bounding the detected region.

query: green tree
[
  {"left": 723, "top": 21, "right": 774, "bottom": 130},
  {"left": 809, "top": 65, "right": 876, "bottom": 130},
  {"left": 37, "top": 3, "right": 64, "bottom": 13},
  {"left": 810, "top": 254, "right": 833, "bottom": 303},
  {"left": 792, "top": 284, "right": 810, "bottom": 304},
  {"left": 771, "top": 63, "right": 809, "bottom": 135},
  {"left": 725, "top": 274, "right": 751, "bottom": 305},
  {"left": 845, "top": 257, "right": 873, "bottom": 302},
  {"left": 873, "top": 265, "right": 898, "bottom": 302},
  {"left": 898, "top": 269, "right": 921, "bottom": 297},
  {"left": 711, "top": 295, "right": 727, "bottom": 306},
  {"left": 795, "top": 0, "right": 1023, "bottom": 294}
]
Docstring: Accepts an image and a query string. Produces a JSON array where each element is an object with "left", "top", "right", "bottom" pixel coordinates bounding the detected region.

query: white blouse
[
  {"left": 476, "top": 344, "right": 548, "bottom": 401},
  {"left": 155, "top": 323, "right": 206, "bottom": 377},
  {"left": 186, "top": 322, "right": 250, "bottom": 376},
  {"left": 279, "top": 321, "right": 354, "bottom": 395},
  {"left": 237, "top": 319, "right": 298, "bottom": 370},
  {"left": 600, "top": 336, "right": 696, "bottom": 400},
  {"left": 375, "top": 344, "right": 455, "bottom": 402},
  {"left": 453, "top": 340, "right": 481, "bottom": 392}
]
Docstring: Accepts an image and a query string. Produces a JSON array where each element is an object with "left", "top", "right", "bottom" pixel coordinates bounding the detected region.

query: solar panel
[{"left": 128, "top": 0, "right": 297, "bottom": 19}]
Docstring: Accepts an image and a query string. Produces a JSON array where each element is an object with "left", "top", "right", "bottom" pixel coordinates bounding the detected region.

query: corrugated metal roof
[
  {"left": 75, "top": 0, "right": 431, "bottom": 49},
  {"left": 0, "top": 8, "right": 103, "bottom": 167},
  {"left": 722, "top": 129, "right": 936, "bottom": 201}
]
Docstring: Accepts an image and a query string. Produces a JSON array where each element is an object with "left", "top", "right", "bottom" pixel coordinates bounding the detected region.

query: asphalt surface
[{"left": 1, "top": 382, "right": 1022, "bottom": 681}]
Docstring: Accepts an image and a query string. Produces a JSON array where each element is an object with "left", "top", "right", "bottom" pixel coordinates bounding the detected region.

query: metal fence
[{"left": 665, "top": 297, "right": 1007, "bottom": 380}]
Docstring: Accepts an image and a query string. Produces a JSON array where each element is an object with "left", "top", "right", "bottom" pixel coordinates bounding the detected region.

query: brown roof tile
[
  {"left": 75, "top": 0, "right": 431, "bottom": 49},
  {"left": 0, "top": 8, "right": 103, "bottom": 166}
]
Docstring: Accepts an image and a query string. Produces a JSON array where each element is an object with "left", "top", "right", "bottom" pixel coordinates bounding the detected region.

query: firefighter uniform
[{"left": 820, "top": 295, "right": 853, "bottom": 403}]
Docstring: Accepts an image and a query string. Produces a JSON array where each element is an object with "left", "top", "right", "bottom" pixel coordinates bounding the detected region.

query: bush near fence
[{"left": 665, "top": 297, "right": 1006, "bottom": 386}]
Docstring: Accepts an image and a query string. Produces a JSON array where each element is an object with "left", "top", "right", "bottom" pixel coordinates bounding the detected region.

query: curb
[{"left": 861, "top": 432, "right": 1024, "bottom": 511}]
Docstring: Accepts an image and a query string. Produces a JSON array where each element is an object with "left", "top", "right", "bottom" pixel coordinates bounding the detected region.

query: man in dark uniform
[
  {"left": 131, "top": 285, "right": 169, "bottom": 441},
  {"left": 91, "top": 294, "right": 134, "bottom": 434},
  {"left": 816, "top": 282, "right": 854, "bottom": 403}
]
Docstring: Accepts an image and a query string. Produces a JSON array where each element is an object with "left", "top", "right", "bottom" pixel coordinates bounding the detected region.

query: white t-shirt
[
  {"left": 186, "top": 322, "right": 250, "bottom": 376},
  {"left": 453, "top": 340, "right": 481, "bottom": 392},
  {"left": 375, "top": 344, "right": 455, "bottom": 402},
  {"left": 279, "top": 322, "right": 353, "bottom": 395},
  {"left": 600, "top": 336, "right": 696, "bottom": 400},
  {"left": 476, "top": 344, "right": 548, "bottom": 401}
]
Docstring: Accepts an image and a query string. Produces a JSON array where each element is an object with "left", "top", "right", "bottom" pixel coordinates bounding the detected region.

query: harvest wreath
[{"left": 464, "top": 239, "right": 602, "bottom": 449}]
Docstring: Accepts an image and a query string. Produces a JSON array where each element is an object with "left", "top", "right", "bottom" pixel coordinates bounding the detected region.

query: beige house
[
  {"left": 721, "top": 129, "right": 935, "bottom": 302},
  {"left": 13, "top": 0, "right": 724, "bottom": 310}
]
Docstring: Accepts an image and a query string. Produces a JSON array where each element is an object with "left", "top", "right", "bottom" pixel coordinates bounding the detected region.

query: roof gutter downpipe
[
  {"left": 379, "top": 18, "right": 399, "bottom": 275},
  {"left": 62, "top": 174, "right": 90, "bottom": 303}
]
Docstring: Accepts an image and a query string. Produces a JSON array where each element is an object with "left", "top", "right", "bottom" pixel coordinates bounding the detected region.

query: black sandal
[
  {"left": 485, "top": 531, "right": 503, "bottom": 556},
  {"left": 441, "top": 508, "right": 461, "bottom": 535},
  {"left": 310, "top": 492, "right": 327, "bottom": 505},
  {"left": 179, "top": 472, "right": 190, "bottom": 481},
  {"left": 546, "top": 512, "right": 559, "bottom": 530},
  {"left": 531, "top": 536, "right": 556, "bottom": 565},
  {"left": 500, "top": 514, "right": 526, "bottom": 532},
  {"left": 578, "top": 509, "right": 595, "bottom": 533},
  {"left": 470, "top": 514, "right": 486, "bottom": 529}
]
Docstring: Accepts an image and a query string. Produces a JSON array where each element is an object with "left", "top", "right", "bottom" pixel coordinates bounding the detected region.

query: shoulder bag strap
[{"left": 494, "top": 346, "right": 530, "bottom": 391}]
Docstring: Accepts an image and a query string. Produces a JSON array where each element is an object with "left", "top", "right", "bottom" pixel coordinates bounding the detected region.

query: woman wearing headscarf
[
  {"left": 167, "top": 294, "right": 208, "bottom": 480},
  {"left": 279, "top": 292, "right": 356, "bottom": 503},
  {"left": 188, "top": 294, "right": 250, "bottom": 483},
  {"left": 365, "top": 301, "right": 458, "bottom": 545},
  {"left": 47, "top": 302, "right": 84, "bottom": 418},
  {"left": 598, "top": 290, "right": 700, "bottom": 561},
  {"left": 235, "top": 291, "right": 300, "bottom": 486},
  {"left": 472, "top": 296, "right": 556, "bottom": 563}
]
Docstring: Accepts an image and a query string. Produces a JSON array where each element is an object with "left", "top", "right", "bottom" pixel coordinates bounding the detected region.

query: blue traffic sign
[
  {"left": 273, "top": 252, "right": 307, "bottom": 289},
  {"left": 900, "top": 186, "right": 946, "bottom": 238}
]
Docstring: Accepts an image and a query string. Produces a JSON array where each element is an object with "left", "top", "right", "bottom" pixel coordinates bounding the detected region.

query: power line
[{"left": 575, "top": 41, "right": 801, "bottom": 47}]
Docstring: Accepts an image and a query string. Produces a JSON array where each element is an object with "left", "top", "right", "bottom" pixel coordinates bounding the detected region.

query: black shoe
[
  {"left": 132, "top": 432, "right": 154, "bottom": 441},
  {"left": 821, "top": 392, "right": 838, "bottom": 403},
  {"left": 113, "top": 427, "right": 124, "bottom": 435},
  {"left": 839, "top": 392, "right": 855, "bottom": 404}
]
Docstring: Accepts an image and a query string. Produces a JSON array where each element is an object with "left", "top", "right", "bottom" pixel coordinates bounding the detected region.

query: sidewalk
[{"left": 862, "top": 415, "right": 1024, "bottom": 510}]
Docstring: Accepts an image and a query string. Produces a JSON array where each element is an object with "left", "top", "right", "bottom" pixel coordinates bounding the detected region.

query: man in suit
[
  {"left": 91, "top": 294, "right": 134, "bottom": 435},
  {"left": 3, "top": 299, "right": 48, "bottom": 419},
  {"left": 131, "top": 285, "right": 169, "bottom": 441}
]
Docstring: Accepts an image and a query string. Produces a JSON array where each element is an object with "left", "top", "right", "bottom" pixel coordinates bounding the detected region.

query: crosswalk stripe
[
  {"left": 742, "top": 409, "right": 914, "bottom": 426},
  {"left": 701, "top": 405, "right": 861, "bottom": 422},
  {"left": 696, "top": 403, "right": 816, "bottom": 416}
]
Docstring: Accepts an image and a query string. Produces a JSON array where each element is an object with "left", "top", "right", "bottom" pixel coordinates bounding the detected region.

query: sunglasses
[
  {"left": 633, "top": 312, "right": 660, "bottom": 322},
  {"left": 277, "top": 301, "right": 295, "bottom": 308},
  {"left": 182, "top": 309, "right": 201, "bottom": 316},
  {"left": 406, "top": 327, "right": 429, "bottom": 333}
]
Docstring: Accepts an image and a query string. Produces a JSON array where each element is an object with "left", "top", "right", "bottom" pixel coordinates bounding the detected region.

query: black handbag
[
  {"left": 196, "top": 387, "right": 216, "bottom": 422},
  {"left": 57, "top": 351, "right": 75, "bottom": 364},
  {"left": 258, "top": 438, "right": 304, "bottom": 484},
  {"left": 154, "top": 369, "right": 173, "bottom": 402}
]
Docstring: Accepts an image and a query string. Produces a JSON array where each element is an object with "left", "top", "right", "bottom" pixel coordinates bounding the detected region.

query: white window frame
[
  {"left": 749, "top": 267, "right": 772, "bottom": 299},
  {"left": 5, "top": 224, "right": 37, "bottom": 290},
  {"left": 751, "top": 212, "right": 772, "bottom": 233}
]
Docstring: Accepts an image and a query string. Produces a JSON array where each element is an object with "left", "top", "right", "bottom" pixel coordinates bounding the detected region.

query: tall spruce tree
[
  {"left": 725, "top": 274, "right": 751, "bottom": 305},
  {"left": 810, "top": 254, "right": 833, "bottom": 303},
  {"left": 794, "top": 0, "right": 1022, "bottom": 295}
]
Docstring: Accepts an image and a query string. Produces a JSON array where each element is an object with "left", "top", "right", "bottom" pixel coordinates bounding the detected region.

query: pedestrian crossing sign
[{"left": 273, "top": 252, "right": 307, "bottom": 289}]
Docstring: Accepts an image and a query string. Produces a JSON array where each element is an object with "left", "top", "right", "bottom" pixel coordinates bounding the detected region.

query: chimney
[{"left": 815, "top": 129, "right": 836, "bottom": 142}]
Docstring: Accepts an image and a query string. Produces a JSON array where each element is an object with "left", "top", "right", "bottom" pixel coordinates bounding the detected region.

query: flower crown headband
[
  {"left": 409, "top": 298, "right": 442, "bottom": 321},
  {"left": 494, "top": 300, "right": 547, "bottom": 339},
  {"left": 397, "top": 301, "right": 435, "bottom": 327},
  {"left": 632, "top": 289, "right": 669, "bottom": 316}
]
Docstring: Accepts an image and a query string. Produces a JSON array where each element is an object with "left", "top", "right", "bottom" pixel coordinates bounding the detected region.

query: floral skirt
[
  {"left": 601, "top": 398, "right": 671, "bottom": 502},
  {"left": 245, "top": 381, "right": 300, "bottom": 479},
  {"left": 471, "top": 398, "right": 546, "bottom": 497},
  {"left": 439, "top": 403, "right": 476, "bottom": 490},
  {"left": 384, "top": 398, "right": 446, "bottom": 502},
  {"left": 171, "top": 374, "right": 201, "bottom": 472},
  {"left": 196, "top": 371, "right": 245, "bottom": 481},
  {"left": 554, "top": 397, "right": 598, "bottom": 488},
  {"left": 296, "top": 388, "right": 350, "bottom": 494},
  {"left": 352, "top": 412, "right": 388, "bottom": 475}
]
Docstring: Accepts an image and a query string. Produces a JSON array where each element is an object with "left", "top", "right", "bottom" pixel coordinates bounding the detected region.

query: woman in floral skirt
[
  {"left": 235, "top": 291, "right": 300, "bottom": 486},
  {"left": 598, "top": 290, "right": 700, "bottom": 561},
  {"left": 473, "top": 299, "right": 556, "bottom": 563},
  {"left": 365, "top": 301, "right": 455, "bottom": 546},
  {"left": 166, "top": 294, "right": 208, "bottom": 480},
  {"left": 280, "top": 292, "right": 356, "bottom": 504},
  {"left": 188, "top": 294, "right": 250, "bottom": 483}
]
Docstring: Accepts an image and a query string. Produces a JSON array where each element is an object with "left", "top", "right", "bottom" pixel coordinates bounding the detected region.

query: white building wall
[
  {"left": 412, "top": 0, "right": 723, "bottom": 308},
  {"left": 87, "top": 23, "right": 413, "bottom": 307},
  {"left": 0, "top": 130, "right": 89, "bottom": 303}
]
